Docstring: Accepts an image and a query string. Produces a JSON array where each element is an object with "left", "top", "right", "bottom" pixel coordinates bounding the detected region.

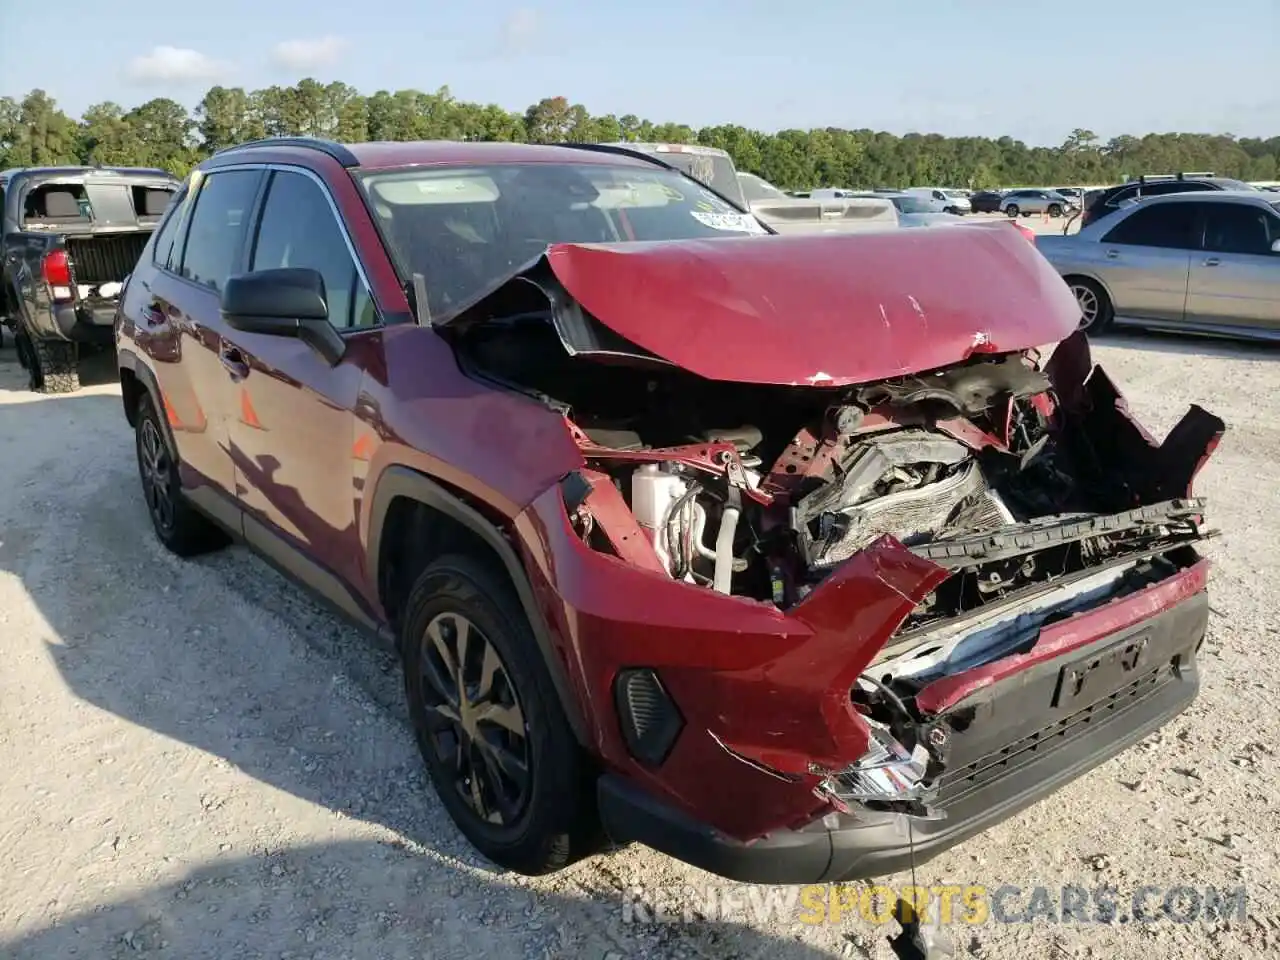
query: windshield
[
  {"left": 942, "top": 190, "right": 968, "bottom": 199},
  {"left": 738, "top": 173, "right": 787, "bottom": 202},
  {"left": 890, "top": 196, "right": 933, "bottom": 214},
  {"left": 359, "top": 162, "right": 766, "bottom": 318}
]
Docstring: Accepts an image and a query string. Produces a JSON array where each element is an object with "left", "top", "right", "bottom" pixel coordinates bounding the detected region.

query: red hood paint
[{"left": 544, "top": 224, "right": 1080, "bottom": 386}]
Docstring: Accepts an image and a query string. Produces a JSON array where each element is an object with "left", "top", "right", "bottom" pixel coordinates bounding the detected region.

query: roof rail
[
  {"left": 214, "top": 137, "right": 359, "bottom": 167},
  {"left": 558, "top": 142, "right": 678, "bottom": 173},
  {"left": 1137, "top": 171, "right": 1215, "bottom": 184}
]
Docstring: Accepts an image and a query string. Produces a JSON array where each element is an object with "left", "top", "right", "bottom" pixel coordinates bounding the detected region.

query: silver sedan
[{"left": 1036, "top": 191, "right": 1280, "bottom": 340}]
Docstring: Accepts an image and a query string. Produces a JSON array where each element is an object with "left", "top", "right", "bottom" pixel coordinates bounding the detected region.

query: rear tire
[
  {"left": 29, "top": 337, "right": 80, "bottom": 394},
  {"left": 1066, "top": 277, "right": 1114, "bottom": 334},
  {"left": 402, "top": 553, "right": 600, "bottom": 875},
  {"left": 134, "top": 393, "right": 229, "bottom": 556}
]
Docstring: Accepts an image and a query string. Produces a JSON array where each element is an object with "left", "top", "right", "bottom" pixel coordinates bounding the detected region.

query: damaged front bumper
[{"left": 597, "top": 574, "right": 1207, "bottom": 883}]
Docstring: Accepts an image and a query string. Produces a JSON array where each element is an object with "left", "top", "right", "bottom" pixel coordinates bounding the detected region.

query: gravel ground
[{"left": 0, "top": 333, "right": 1276, "bottom": 960}]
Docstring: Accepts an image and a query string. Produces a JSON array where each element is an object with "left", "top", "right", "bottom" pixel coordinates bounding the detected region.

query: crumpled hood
[{"left": 540, "top": 223, "right": 1080, "bottom": 386}]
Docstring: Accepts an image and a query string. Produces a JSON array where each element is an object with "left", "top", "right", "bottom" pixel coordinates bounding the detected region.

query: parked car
[
  {"left": 968, "top": 190, "right": 1005, "bottom": 213},
  {"left": 854, "top": 192, "right": 961, "bottom": 227},
  {"left": 1036, "top": 190, "right": 1280, "bottom": 338},
  {"left": 597, "top": 142, "right": 748, "bottom": 207},
  {"left": 1000, "top": 189, "right": 1077, "bottom": 218},
  {"left": 1052, "top": 187, "right": 1084, "bottom": 204},
  {"left": 1079, "top": 172, "right": 1257, "bottom": 230},
  {"left": 118, "top": 137, "right": 1222, "bottom": 885},
  {"left": 904, "top": 187, "right": 972, "bottom": 214},
  {"left": 1, "top": 165, "right": 180, "bottom": 392}
]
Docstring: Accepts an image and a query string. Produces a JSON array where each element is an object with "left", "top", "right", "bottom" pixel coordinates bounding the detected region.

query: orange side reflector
[
  {"left": 352, "top": 433, "right": 376, "bottom": 462},
  {"left": 239, "top": 388, "right": 262, "bottom": 430},
  {"left": 162, "top": 391, "right": 183, "bottom": 429}
]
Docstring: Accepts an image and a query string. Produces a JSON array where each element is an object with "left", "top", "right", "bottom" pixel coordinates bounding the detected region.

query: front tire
[
  {"left": 134, "top": 393, "right": 228, "bottom": 556},
  {"left": 1005, "top": 204, "right": 1020, "bottom": 218},
  {"left": 402, "top": 554, "right": 599, "bottom": 875},
  {"left": 1067, "top": 277, "right": 1114, "bottom": 334},
  {"left": 1048, "top": 203, "right": 1064, "bottom": 218}
]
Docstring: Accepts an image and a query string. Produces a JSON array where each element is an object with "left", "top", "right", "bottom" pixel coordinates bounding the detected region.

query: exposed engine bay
[{"left": 447, "top": 277, "right": 1224, "bottom": 817}]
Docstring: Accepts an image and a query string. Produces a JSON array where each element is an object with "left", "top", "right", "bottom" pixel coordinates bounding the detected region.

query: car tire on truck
[{"left": 13, "top": 327, "right": 80, "bottom": 394}]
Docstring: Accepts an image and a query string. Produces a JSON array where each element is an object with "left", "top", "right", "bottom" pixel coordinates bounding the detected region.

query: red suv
[{"left": 116, "top": 138, "right": 1224, "bottom": 883}]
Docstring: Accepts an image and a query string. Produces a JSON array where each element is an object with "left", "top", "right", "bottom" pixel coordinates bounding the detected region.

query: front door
[{"left": 220, "top": 166, "right": 382, "bottom": 619}]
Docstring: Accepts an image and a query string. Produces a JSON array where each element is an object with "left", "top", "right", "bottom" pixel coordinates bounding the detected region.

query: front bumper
[{"left": 598, "top": 587, "right": 1206, "bottom": 883}]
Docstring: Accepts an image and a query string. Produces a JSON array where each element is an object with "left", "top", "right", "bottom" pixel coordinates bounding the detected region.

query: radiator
[{"left": 67, "top": 233, "right": 151, "bottom": 285}]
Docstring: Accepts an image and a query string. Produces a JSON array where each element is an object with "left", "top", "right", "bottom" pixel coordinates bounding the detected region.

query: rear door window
[
  {"left": 1102, "top": 204, "right": 1198, "bottom": 249},
  {"left": 1201, "top": 203, "right": 1276, "bottom": 255},
  {"left": 178, "top": 170, "right": 263, "bottom": 291}
]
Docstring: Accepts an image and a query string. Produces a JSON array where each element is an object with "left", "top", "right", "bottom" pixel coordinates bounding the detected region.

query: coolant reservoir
[{"left": 630, "top": 464, "right": 687, "bottom": 575}]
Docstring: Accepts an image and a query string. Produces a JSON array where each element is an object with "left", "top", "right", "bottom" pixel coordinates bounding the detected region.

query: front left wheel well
[{"left": 377, "top": 493, "right": 513, "bottom": 641}]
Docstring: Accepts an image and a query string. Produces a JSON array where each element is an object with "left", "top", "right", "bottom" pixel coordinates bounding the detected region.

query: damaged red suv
[{"left": 116, "top": 138, "right": 1224, "bottom": 883}]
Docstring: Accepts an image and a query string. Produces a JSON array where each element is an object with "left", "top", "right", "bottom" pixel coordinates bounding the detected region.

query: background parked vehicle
[
  {"left": 903, "top": 187, "right": 972, "bottom": 214},
  {"left": 969, "top": 190, "right": 1006, "bottom": 213},
  {"left": 1, "top": 165, "right": 179, "bottom": 392},
  {"left": 1000, "top": 188, "right": 1077, "bottom": 218},
  {"left": 853, "top": 192, "right": 962, "bottom": 227},
  {"left": 1036, "top": 190, "right": 1280, "bottom": 338},
  {"left": 1078, "top": 172, "right": 1258, "bottom": 229}
]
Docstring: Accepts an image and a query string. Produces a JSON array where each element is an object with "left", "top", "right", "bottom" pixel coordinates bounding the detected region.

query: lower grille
[
  {"left": 936, "top": 664, "right": 1169, "bottom": 802},
  {"left": 67, "top": 234, "right": 151, "bottom": 285}
]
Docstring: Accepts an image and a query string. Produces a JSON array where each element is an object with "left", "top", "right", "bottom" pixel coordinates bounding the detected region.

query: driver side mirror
[
  {"left": 221, "top": 267, "right": 345, "bottom": 365},
  {"left": 1271, "top": 238, "right": 1280, "bottom": 254}
]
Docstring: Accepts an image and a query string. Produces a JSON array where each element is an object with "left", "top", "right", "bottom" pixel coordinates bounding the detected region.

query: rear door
[
  {"left": 221, "top": 166, "right": 378, "bottom": 605},
  {"left": 1094, "top": 203, "right": 1197, "bottom": 322},
  {"left": 129, "top": 167, "right": 265, "bottom": 525},
  {"left": 1185, "top": 201, "right": 1280, "bottom": 332}
]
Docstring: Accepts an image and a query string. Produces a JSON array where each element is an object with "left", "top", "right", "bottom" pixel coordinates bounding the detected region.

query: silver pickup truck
[{"left": 597, "top": 142, "right": 898, "bottom": 234}]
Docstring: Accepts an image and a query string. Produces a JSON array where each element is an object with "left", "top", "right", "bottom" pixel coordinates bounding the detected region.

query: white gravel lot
[{"left": 0, "top": 333, "right": 1276, "bottom": 960}]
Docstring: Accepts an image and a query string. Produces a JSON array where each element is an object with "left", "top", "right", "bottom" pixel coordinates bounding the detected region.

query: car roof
[
  {"left": 211, "top": 139, "right": 660, "bottom": 172},
  {"left": 1139, "top": 190, "right": 1272, "bottom": 206},
  {"left": 348, "top": 140, "right": 657, "bottom": 169}
]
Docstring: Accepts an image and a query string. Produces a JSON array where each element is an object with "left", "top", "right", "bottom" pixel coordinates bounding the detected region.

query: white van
[{"left": 904, "top": 187, "right": 972, "bottom": 215}]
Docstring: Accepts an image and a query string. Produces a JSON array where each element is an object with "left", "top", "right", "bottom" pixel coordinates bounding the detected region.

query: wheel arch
[
  {"left": 116, "top": 348, "right": 166, "bottom": 435},
  {"left": 366, "top": 465, "right": 590, "bottom": 747}
]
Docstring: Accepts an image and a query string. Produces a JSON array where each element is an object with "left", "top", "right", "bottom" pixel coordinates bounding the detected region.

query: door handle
[
  {"left": 219, "top": 344, "right": 250, "bottom": 380},
  {"left": 1202, "top": 257, "right": 1221, "bottom": 267},
  {"left": 1105, "top": 249, "right": 1119, "bottom": 259}
]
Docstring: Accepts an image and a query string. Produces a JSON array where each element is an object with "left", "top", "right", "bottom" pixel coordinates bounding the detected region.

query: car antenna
[{"left": 411, "top": 273, "right": 432, "bottom": 327}]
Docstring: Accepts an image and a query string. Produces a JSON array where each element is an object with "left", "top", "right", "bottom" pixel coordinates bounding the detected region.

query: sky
[{"left": 1, "top": 0, "right": 1277, "bottom": 146}]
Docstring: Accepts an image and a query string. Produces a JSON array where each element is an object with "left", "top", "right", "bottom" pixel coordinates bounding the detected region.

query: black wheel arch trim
[
  {"left": 117, "top": 349, "right": 177, "bottom": 448},
  {"left": 366, "top": 465, "right": 590, "bottom": 747}
]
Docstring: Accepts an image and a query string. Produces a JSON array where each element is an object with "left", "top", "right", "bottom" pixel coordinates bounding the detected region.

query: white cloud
[
  {"left": 271, "top": 36, "right": 349, "bottom": 72},
  {"left": 124, "top": 46, "right": 230, "bottom": 85},
  {"left": 499, "top": 8, "right": 540, "bottom": 55}
]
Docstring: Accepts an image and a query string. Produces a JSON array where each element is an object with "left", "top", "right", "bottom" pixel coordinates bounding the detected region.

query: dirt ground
[{"left": 1, "top": 332, "right": 1277, "bottom": 960}]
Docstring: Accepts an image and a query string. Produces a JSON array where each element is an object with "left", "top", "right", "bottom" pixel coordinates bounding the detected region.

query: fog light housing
[{"left": 614, "top": 668, "right": 683, "bottom": 766}]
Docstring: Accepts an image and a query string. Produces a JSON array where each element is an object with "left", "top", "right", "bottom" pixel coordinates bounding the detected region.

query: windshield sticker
[{"left": 691, "top": 211, "right": 767, "bottom": 234}]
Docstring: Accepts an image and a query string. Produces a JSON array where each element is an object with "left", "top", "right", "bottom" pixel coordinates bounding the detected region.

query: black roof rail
[
  {"left": 214, "top": 137, "right": 359, "bottom": 167},
  {"left": 1136, "top": 171, "right": 1215, "bottom": 184},
  {"left": 557, "top": 141, "right": 679, "bottom": 173}
]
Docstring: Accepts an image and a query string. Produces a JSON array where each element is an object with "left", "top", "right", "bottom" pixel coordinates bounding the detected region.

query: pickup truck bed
[{"left": 1, "top": 166, "right": 179, "bottom": 392}]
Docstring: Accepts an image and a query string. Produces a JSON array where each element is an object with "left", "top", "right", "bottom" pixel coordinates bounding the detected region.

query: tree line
[{"left": 2, "top": 82, "right": 1278, "bottom": 191}]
